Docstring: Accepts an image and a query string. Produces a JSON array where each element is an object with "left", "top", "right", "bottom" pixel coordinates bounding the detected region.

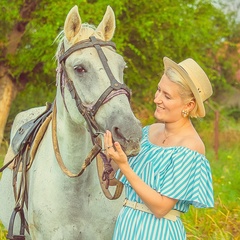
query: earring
[{"left": 182, "top": 109, "right": 189, "bottom": 118}]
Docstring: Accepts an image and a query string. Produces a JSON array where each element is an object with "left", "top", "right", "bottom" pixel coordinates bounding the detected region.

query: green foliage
[
  {"left": 0, "top": 142, "right": 8, "bottom": 240},
  {"left": 10, "top": 81, "right": 55, "bottom": 111},
  {"left": 0, "top": 1, "right": 240, "bottom": 238},
  {"left": 225, "top": 107, "right": 240, "bottom": 120},
  {"left": 0, "top": 0, "right": 238, "bottom": 145},
  {"left": 110, "top": 0, "right": 233, "bottom": 100},
  {"left": 0, "top": 224, "right": 7, "bottom": 240},
  {"left": 0, "top": 0, "right": 23, "bottom": 43},
  {"left": 1, "top": 0, "right": 237, "bottom": 92}
]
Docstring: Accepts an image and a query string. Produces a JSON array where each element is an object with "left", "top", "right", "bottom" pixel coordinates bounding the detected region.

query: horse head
[{"left": 55, "top": 6, "right": 142, "bottom": 156}]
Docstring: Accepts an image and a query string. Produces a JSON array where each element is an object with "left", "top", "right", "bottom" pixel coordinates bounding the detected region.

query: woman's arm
[{"left": 104, "top": 130, "right": 178, "bottom": 218}]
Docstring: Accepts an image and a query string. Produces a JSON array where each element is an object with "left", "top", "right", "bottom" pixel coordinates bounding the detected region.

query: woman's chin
[
  {"left": 154, "top": 112, "right": 162, "bottom": 120},
  {"left": 154, "top": 114, "right": 165, "bottom": 123}
]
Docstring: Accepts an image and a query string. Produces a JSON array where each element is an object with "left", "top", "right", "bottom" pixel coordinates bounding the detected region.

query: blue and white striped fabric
[{"left": 113, "top": 126, "right": 214, "bottom": 240}]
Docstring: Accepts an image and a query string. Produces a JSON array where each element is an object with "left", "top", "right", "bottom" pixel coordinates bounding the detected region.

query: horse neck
[{"left": 54, "top": 96, "right": 93, "bottom": 171}]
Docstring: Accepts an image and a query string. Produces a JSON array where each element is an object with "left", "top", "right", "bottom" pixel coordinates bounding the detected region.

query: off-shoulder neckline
[{"left": 144, "top": 125, "right": 206, "bottom": 157}]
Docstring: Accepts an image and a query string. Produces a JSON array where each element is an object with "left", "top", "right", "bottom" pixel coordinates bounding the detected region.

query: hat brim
[{"left": 163, "top": 57, "right": 205, "bottom": 117}]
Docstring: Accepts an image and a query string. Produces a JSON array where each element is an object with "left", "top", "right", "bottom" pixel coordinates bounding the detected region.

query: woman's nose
[{"left": 154, "top": 92, "right": 162, "bottom": 103}]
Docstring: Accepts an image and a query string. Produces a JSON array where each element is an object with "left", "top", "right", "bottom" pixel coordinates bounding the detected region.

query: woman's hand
[
  {"left": 104, "top": 131, "right": 178, "bottom": 218},
  {"left": 104, "top": 130, "right": 128, "bottom": 168}
]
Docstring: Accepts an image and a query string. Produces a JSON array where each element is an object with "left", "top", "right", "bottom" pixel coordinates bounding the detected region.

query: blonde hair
[{"left": 165, "top": 67, "right": 199, "bottom": 118}]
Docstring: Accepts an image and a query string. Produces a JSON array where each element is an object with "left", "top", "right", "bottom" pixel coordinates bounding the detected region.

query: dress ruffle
[{"left": 116, "top": 126, "right": 214, "bottom": 211}]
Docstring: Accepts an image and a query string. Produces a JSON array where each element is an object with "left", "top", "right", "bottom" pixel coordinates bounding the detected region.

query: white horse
[{"left": 0, "top": 5, "right": 142, "bottom": 240}]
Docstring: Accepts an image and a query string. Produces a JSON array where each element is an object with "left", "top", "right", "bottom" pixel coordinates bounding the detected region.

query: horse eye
[{"left": 74, "top": 65, "right": 86, "bottom": 74}]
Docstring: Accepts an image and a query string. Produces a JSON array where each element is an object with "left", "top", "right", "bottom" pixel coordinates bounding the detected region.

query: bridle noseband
[{"left": 58, "top": 36, "right": 131, "bottom": 142}]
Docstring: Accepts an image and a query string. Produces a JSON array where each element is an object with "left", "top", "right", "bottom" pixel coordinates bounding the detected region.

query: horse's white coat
[{"left": 0, "top": 6, "right": 142, "bottom": 240}]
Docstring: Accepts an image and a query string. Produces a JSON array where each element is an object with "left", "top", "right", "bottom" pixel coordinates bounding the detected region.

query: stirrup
[
  {"left": 6, "top": 208, "right": 26, "bottom": 240},
  {"left": 7, "top": 235, "right": 25, "bottom": 240}
]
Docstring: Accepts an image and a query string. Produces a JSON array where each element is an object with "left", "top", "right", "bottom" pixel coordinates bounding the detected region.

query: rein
[
  {"left": 52, "top": 101, "right": 102, "bottom": 178},
  {"left": 52, "top": 100, "right": 124, "bottom": 199},
  {"left": 52, "top": 102, "right": 123, "bottom": 199},
  {"left": 54, "top": 36, "right": 126, "bottom": 198}
]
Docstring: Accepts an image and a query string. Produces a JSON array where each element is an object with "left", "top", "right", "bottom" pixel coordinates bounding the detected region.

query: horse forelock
[
  {"left": 55, "top": 23, "right": 107, "bottom": 59},
  {"left": 54, "top": 22, "right": 109, "bottom": 102}
]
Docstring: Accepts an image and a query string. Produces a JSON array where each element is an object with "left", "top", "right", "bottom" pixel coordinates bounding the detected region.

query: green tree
[{"left": 0, "top": 0, "right": 238, "bottom": 141}]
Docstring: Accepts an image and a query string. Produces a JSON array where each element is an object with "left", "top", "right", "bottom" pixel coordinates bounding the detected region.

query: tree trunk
[
  {"left": 0, "top": 68, "right": 17, "bottom": 145},
  {"left": 0, "top": 0, "right": 40, "bottom": 145}
]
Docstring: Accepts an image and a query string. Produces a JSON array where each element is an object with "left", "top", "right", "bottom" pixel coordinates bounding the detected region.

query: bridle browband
[{"left": 58, "top": 36, "right": 131, "bottom": 142}]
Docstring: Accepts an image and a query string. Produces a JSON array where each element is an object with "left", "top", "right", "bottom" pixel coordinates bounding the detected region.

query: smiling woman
[{"left": 103, "top": 57, "right": 214, "bottom": 240}]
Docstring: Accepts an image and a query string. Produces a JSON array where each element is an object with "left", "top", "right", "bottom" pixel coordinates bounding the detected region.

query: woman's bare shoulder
[{"left": 181, "top": 133, "right": 205, "bottom": 155}]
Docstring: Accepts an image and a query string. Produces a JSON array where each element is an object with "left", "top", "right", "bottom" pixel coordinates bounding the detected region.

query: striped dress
[{"left": 113, "top": 126, "right": 214, "bottom": 240}]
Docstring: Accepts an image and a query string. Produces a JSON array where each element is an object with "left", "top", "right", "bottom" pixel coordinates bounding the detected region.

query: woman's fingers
[
  {"left": 113, "top": 142, "right": 123, "bottom": 155},
  {"left": 104, "top": 130, "right": 113, "bottom": 149},
  {"left": 103, "top": 130, "right": 128, "bottom": 168},
  {"left": 104, "top": 130, "right": 114, "bottom": 157},
  {"left": 103, "top": 130, "right": 117, "bottom": 157}
]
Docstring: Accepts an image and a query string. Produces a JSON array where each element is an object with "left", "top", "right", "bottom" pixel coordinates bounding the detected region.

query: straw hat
[{"left": 163, "top": 57, "right": 213, "bottom": 117}]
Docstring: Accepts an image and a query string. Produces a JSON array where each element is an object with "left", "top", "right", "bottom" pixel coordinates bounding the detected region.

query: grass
[
  {"left": 0, "top": 225, "right": 7, "bottom": 240},
  {"left": 0, "top": 119, "right": 240, "bottom": 239},
  {"left": 182, "top": 117, "right": 240, "bottom": 239}
]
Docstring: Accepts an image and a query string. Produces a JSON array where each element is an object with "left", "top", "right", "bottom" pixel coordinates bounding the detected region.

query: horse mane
[{"left": 54, "top": 23, "right": 97, "bottom": 59}]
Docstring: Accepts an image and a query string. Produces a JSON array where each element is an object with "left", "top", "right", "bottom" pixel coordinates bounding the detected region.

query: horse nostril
[{"left": 112, "top": 127, "right": 124, "bottom": 140}]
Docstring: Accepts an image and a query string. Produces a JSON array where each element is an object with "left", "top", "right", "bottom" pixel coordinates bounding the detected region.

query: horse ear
[
  {"left": 96, "top": 6, "right": 115, "bottom": 41},
  {"left": 64, "top": 5, "right": 82, "bottom": 43}
]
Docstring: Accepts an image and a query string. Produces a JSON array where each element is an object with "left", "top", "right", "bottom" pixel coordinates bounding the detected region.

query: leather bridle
[
  {"left": 53, "top": 36, "right": 130, "bottom": 198},
  {"left": 58, "top": 36, "right": 131, "bottom": 142}
]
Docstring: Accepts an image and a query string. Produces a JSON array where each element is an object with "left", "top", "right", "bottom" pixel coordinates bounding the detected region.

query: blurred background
[{"left": 0, "top": 0, "right": 239, "bottom": 239}]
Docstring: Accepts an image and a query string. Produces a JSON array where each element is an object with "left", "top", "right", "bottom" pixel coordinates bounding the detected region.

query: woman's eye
[{"left": 74, "top": 65, "right": 86, "bottom": 74}]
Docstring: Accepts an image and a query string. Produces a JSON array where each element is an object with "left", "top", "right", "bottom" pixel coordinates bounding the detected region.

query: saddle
[
  {"left": 12, "top": 102, "right": 53, "bottom": 155},
  {"left": 2, "top": 102, "right": 53, "bottom": 172}
]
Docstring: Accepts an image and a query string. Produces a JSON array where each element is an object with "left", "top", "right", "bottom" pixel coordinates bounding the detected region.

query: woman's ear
[{"left": 186, "top": 99, "right": 196, "bottom": 112}]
